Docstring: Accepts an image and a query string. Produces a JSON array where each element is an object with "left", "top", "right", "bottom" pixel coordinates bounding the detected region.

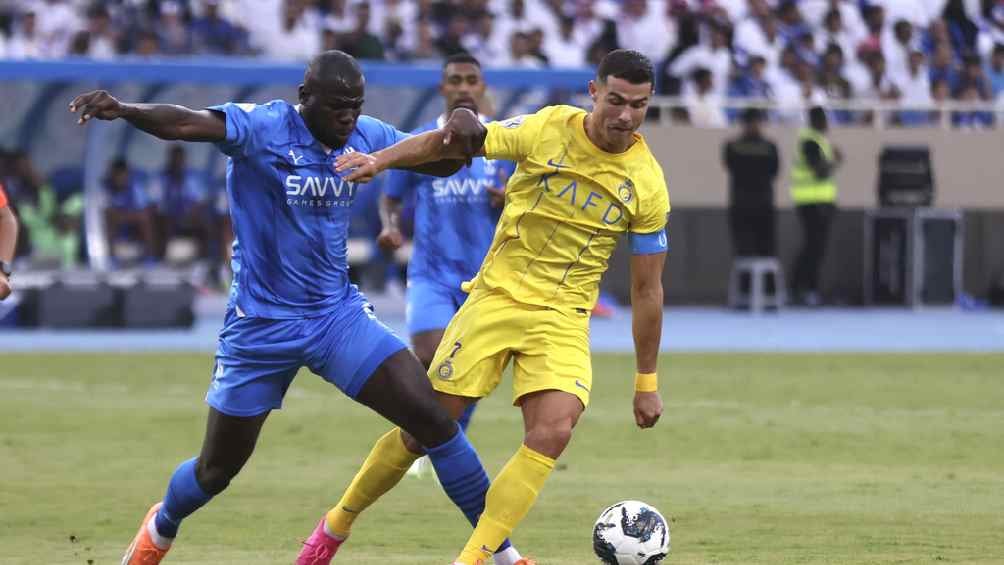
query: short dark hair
[
  {"left": 597, "top": 49, "right": 654, "bottom": 86},
  {"left": 443, "top": 52, "right": 481, "bottom": 69}
]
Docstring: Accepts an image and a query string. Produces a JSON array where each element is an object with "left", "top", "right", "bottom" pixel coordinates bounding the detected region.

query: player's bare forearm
[
  {"left": 379, "top": 194, "right": 402, "bottom": 232},
  {"left": 70, "top": 90, "right": 225, "bottom": 142},
  {"left": 632, "top": 286, "right": 663, "bottom": 373},
  {"left": 630, "top": 252, "right": 666, "bottom": 373},
  {"left": 0, "top": 206, "right": 18, "bottom": 264},
  {"left": 120, "top": 104, "right": 226, "bottom": 142}
]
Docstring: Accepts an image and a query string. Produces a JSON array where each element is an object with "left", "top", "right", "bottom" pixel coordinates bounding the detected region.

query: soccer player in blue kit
[
  {"left": 379, "top": 54, "right": 511, "bottom": 479},
  {"left": 69, "top": 50, "right": 516, "bottom": 565}
]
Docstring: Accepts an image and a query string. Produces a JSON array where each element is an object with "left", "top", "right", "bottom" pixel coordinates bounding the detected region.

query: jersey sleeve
[
  {"left": 629, "top": 162, "right": 671, "bottom": 254},
  {"left": 207, "top": 102, "right": 270, "bottom": 158},
  {"left": 483, "top": 107, "right": 553, "bottom": 161}
]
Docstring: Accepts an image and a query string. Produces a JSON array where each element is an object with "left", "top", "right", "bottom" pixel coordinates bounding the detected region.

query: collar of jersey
[{"left": 291, "top": 103, "right": 335, "bottom": 155}]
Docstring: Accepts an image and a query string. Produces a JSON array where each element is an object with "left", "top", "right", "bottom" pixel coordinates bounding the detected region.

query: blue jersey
[
  {"left": 384, "top": 118, "right": 511, "bottom": 291},
  {"left": 210, "top": 100, "right": 408, "bottom": 319}
]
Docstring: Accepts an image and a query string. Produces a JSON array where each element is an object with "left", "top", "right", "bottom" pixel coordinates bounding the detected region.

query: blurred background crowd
[{"left": 1, "top": 0, "right": 1003, "bottom": 127}]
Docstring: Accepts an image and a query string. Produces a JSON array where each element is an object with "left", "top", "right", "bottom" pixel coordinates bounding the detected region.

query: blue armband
[{"left": 630, "top": 230, "right": 668, "bottom": 255}]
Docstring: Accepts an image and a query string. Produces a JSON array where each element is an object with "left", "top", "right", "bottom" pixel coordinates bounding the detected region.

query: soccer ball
[{"left": 592, "top": 500, "right": 670, "bottom": 565}]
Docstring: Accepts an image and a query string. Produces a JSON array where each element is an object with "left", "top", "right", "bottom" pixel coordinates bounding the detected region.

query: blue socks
[
  {"left": 426, "top": 425, "right": 512, "bottom": 553},
  {"left": 154, "top": 457, "right": 213, "bottom": 539}
]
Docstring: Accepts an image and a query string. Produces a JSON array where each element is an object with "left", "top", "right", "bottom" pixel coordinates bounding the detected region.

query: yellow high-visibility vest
[{"left": 791, "top": 128, "right": 837, "bottom": 204}]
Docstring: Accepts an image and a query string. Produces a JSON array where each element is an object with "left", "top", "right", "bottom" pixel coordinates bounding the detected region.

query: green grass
[{"left": 1, "top": 353, "right": 1002, "bottom": 564}]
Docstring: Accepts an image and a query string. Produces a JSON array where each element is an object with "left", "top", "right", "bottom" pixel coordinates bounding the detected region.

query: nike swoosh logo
[
  {"left": 575, "top": 380, "right": 590, "bottom": 392},
  {"left": 546, "top": 158, "right": 569, "bottom": 169},
  {"left": 341, "top": 506, "right": 359, "bottom": 514}
]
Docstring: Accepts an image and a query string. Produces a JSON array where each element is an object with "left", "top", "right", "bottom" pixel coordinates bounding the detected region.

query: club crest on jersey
[
  {"left": 618, "top": 179, "right": 635, "bottom": 203},
  {"left": 436, "top": 360, "right": 454, "bottom": 380}
]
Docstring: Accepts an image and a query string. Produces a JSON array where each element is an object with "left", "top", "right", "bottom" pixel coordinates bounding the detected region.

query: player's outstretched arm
[
  {"left": 336, "top": 108, "right": 486, "bottom": 183},
  {"left": 69, "top": 90, "right": 226, "bottom": 142},
  {"left": 630, "top": 250, "right": 666, "bottom": 429}
]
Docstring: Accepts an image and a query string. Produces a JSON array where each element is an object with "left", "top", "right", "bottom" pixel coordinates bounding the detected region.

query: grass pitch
[{"left": 1, "top": 352, "right": 1002, "bottom": 564}]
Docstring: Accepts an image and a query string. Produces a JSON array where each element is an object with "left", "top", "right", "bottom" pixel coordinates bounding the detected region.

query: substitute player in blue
[
  {"left": 69, "top": 50, "right": 519, "bottom": 565},
  {"left": 378, "top": 54, "right": 511, "bottom": 479}
]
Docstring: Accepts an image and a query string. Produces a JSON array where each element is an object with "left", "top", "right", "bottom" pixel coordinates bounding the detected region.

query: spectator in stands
[
  {"left": 544, "top": 16, "right": 588, "bottom": 68},
  {"left": 0, "top": 181, "right": 18, "bottom": 300},
  {"left": 818, "top": 44, "right": 854, "bottom": 103},
  {"left": 884, "top": 19, "right": 917, "bottom": 81},
  {"left": 190, "top": 0, "right": 247, "bottom": 55},
  {"left": 340, "top": 1, "right": 384, "bottom": 60},
  {"left": 730, "top": 54, "right": 775, "bottom": 100},
  {"left": 684, "top": 67, "right": 727, "bottom": 127},
  {"left": 929, "top": 76, "right": 952, "bottom": 124},
  {"left": 819, "top": 7, "right": 860, "bottom": 65},
  {"left": 669, "top": 22, "right": 733, "bottom": 97},
  {"left": 5, "top": 151, "right": 81, "bottom": 269},
  {"left": 616, "top": 0, "right": 676, "bottom": 64},
  {"left": 897, "top": 49, "right": 934, "bottom": 125},
  {"left": 35, "top": 0, "right": 79, "bottom": 57},
  {"left": 435, "top": 13, "right": 468, "bottom": 57},
  {"left": 150, "top": 145, "right": 213, "bottom": 262},
  {"left": 722, "top": 108, "right": 779, "bottom": 258},
  {"left": 987, "top": 43, "right": 1004, "bottom": 99},
  {"left": 734, "top": 1, "right": 782, "bottom": 72},
  {"left": 777, "top": 0, "right": 810, "bottom": 44},
  {"left": 134, "top": 30, "right": 161, "bottom": 57},
  {"left": 103, "top": 158, "right": 156, "bottom": 265},
  {"left": 500, "top": 30, "right": 544, "bottom": 68},
  {"left": 953, "top": 84, "right": 996, "bottom": 128},
  {"left": 7, "top": 7, "right": 44, "bottom": 58},
  {"left": 157, "top": 1, "right": 192, "bottom": 55},
  {"left": 790, "top": 107, "right": 842, "bottom": 307},
  {"left": 77, "top": 5, "right": 118, "bottom": 59},
  {"left": 259, "top": 0, "right": 321, "bottom": 61},
  {"left": 320, "top": 0, "right": 354, "bottom": 35},
  {"left": 957, "top": 53, "right": 992, "bottom": 99},
  {"left": 929, "top": 41, "right": 962, "bottom": 91},
  {"left": 463, "top": 11, "right": 507, "bottom": 65}
]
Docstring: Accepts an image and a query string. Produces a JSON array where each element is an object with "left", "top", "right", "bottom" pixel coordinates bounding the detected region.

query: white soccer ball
[{"left": 592, "top": 500, "right": 671, "bottom": 565}]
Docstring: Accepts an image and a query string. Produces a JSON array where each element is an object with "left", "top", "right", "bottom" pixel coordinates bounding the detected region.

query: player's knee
[
  {"left": 524, "top": 422, "right": 574, "bottom": 459},
  {"left": 194, "top": 458, "right": 236, "bottom": 495},
  {"left": 409, "top": 403, "right": 458, "bottom": 448},
  {"left": 400, "top": 429, "right": 426, "bottom": 454}
]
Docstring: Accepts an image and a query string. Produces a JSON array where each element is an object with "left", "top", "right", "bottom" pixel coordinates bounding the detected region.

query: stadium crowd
[{"left": 1, "top": 0, "right": 1004, "bottom": 127}]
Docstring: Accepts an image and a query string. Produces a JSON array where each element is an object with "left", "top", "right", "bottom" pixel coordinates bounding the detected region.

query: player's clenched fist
[
  {"left": 377, "top": 227, "right": 404, "bottom": 251},
  {"left": 633, "top": 391, "right": 663, "bottom": 429},
  {"left": 69, "top": 90, "right": 127, "bottom": 124}
]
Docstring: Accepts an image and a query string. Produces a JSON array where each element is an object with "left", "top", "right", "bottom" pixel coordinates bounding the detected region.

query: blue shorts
[
  {"left": 405, "top": 278, "right": 469, "bottom": 336},
  {"left": 206, "top": 293, "right": 408, "bottom": 417}
]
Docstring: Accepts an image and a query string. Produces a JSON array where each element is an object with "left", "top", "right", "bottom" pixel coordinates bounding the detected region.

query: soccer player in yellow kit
[{"left": 318, "top": 49, "right": 668, "bottom": 565}]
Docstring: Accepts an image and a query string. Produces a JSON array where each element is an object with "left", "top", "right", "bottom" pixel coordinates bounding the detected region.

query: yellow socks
[
  {"left": 325, "top": 428, "right": 420, "bottom": 538},
  {"left": 457, "top": 445, "right": 556, "bottom": 564}
]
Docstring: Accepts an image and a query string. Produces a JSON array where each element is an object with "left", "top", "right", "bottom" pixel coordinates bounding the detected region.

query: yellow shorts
[{"left": 427, "top": 288, "right": 592, "bottom": 408}]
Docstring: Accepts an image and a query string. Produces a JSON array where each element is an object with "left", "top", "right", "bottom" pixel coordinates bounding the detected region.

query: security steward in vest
[{"left": 790, "top": 106, "right": 842, "bottom": 306}]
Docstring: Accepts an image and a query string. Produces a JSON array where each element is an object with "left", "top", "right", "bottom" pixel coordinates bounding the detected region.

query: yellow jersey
[{"left": 463, "top": 105, "right": 671, "bottom": 311}]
